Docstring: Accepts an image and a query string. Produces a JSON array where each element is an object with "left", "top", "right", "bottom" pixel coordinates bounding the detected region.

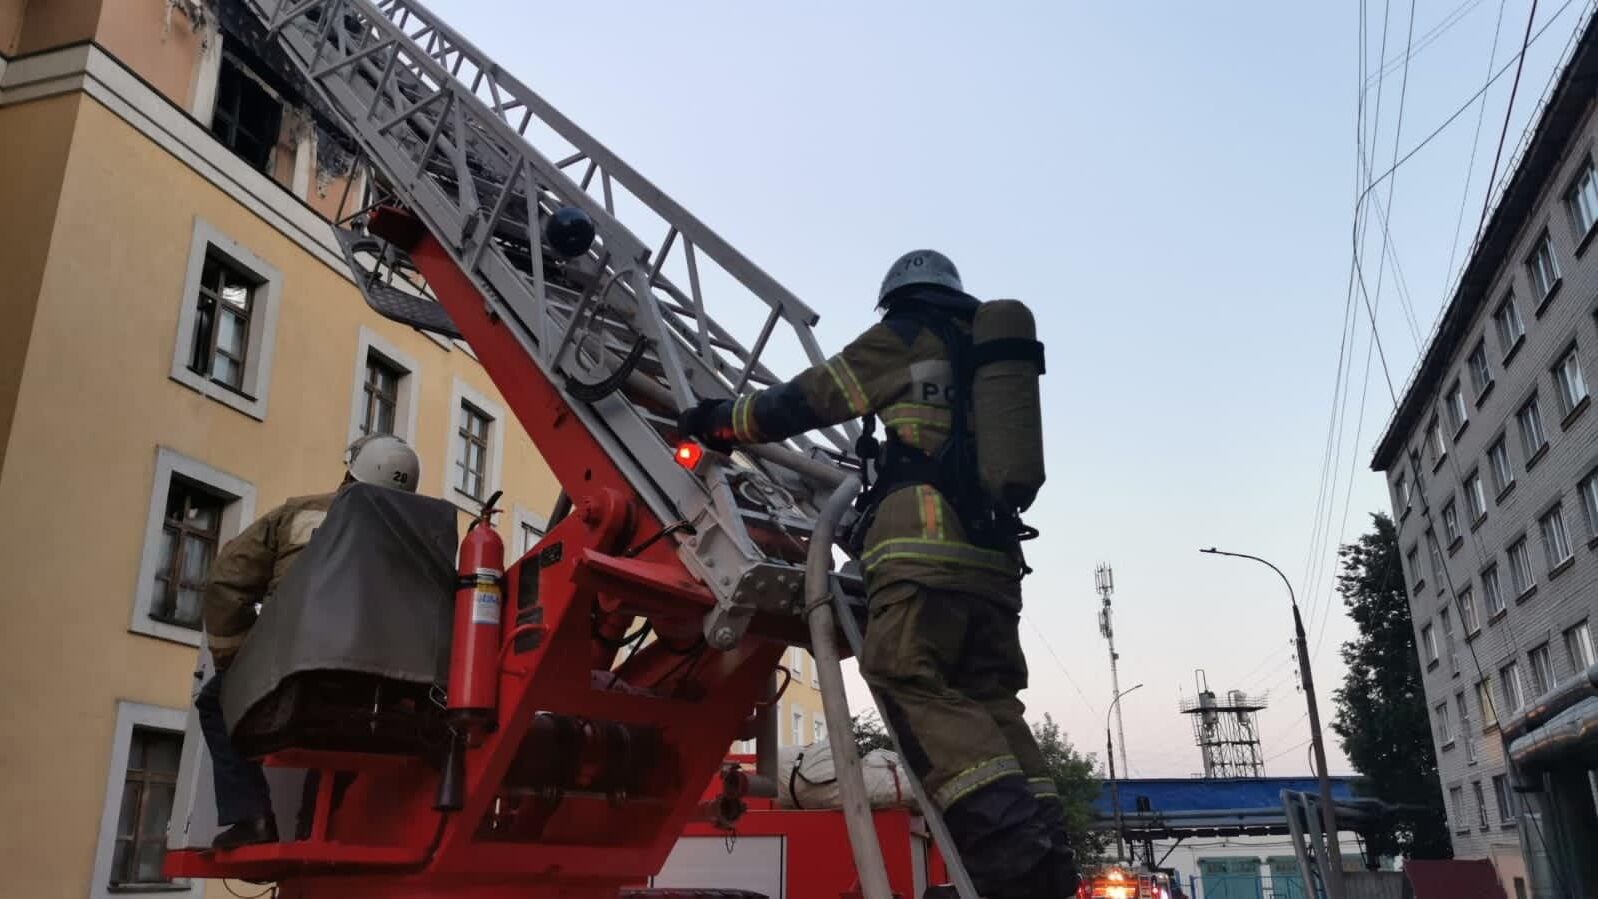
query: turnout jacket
[
  {"left": 703, "top": 313, "right": 1023, "bottom": 602},
  {"left": 202, "top": 491, "right": 336, "bottom": 667}
]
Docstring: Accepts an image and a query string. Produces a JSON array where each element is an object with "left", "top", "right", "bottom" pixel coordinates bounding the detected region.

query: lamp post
[
  {"left": 1200, "top": 547, "right": 1346, "bottom": 899},
  {"left": 1106, "top": 682, "right": 1143, "bottom": 864}
]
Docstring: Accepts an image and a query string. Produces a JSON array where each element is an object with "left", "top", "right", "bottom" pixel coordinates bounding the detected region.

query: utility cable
[
  {"left": 1022, "top": 612, "right": 1100, "bottom": 718},
  {"left": 1356, "top": 0, "right": 1578, "bottom": 209},
  {"left": 1477, "top": 0, "right": 1543, "bottom": 241}
]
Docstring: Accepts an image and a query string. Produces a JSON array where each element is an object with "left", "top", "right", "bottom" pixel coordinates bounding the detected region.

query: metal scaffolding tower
[{"left": 1179, "top": 670, "right": 1267, "bottom": 779}]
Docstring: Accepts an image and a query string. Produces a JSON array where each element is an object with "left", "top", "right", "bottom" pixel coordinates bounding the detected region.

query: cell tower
[
  {"left": 1096, "top": 563, "right": 1129, "bottom": 777},
  {"left": 1179, "top": 669, "right": 1267, "bottom": 778}
]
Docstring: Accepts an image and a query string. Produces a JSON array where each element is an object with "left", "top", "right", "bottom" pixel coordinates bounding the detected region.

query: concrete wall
[
  {"left": 96, "top": 0, "right": 208, "bottom": 111},
  {"left": 1379, "top": 89, "right": 1598, "bottom": 898},
  {"left": 0, "top": 95, "right": 77, "bottom": 479},
  {"left": 11, "top": 0, "right": 102, "bottom": 56}
]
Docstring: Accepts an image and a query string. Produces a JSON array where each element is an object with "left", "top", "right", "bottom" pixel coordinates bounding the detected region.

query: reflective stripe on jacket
[{"left": 705, "top": 315, "right": 1023, "bottom": 599}]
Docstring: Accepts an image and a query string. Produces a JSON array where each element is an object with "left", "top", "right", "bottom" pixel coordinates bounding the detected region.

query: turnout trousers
[{"left": 859, "top": 581, "right": 1077, "bottom": 897}]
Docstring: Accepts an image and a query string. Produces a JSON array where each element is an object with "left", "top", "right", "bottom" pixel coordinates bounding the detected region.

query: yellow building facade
[{"left": 0, "top": 2, "right": 823, "bottom": 895}]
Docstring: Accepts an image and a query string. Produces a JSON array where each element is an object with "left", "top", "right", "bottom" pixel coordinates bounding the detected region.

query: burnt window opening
[{"left": 212, "top": 52, "right": 284, "bottom": 173}]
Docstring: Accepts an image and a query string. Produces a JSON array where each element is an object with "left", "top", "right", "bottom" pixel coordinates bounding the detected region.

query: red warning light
[{"left": 674, "top": 441, "right": 704, "bottom": 469}]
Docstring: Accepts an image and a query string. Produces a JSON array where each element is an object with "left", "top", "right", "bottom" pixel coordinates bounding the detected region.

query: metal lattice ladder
[
  {"left": 242, "top": 3, "right": 981, "bottom": 894},
  {"left": 240, "top": 0, "right": 864, "bottom": 651}
]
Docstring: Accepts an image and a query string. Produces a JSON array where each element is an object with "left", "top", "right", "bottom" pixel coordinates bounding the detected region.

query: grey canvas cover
[{"left": 221, "top": 483, "right": 460, "bottom": 733}]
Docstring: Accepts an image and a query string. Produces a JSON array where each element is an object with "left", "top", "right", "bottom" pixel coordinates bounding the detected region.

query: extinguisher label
[{"left": 471, "top": 585, "right": 502, "bottom": 626}]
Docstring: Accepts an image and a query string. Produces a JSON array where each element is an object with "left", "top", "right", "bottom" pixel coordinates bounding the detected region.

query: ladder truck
[{"left": 164, "top": 1, "right": 978, "bottom": 897}]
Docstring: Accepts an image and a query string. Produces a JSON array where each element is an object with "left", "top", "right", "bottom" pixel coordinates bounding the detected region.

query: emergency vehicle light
[{"left": 674, "top": 441, "right": 704, "bottom": 469}]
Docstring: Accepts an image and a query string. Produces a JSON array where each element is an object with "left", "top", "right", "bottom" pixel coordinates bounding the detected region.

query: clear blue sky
[{"left": 432, "top": 0, "right": 1589, "bottom": 776}]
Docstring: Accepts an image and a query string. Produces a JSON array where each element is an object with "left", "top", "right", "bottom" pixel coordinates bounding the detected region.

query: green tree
[
  {"left": 850, "top": 711, "right": 894, "bottom": 754},
  {"left": 853, "top": 712, "right": 1104, "bottom": 862},
  {"left": 1031, "top": 714, "right": 1106, "bottom": 865},
  {"left": 1330, "top": 512, "right": 1452, "bottom": 859}
]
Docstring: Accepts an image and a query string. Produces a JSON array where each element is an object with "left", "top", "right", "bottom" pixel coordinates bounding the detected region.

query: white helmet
[{"left": 346, "top": 434, "right": 420, "bottom": 493}]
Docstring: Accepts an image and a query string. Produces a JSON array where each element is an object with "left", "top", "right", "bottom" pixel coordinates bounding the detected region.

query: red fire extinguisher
[
  {"left": 438, "top": 492, "right": 504, "bottom": 812},
  {"left": 448, "top": 490, "right": 504, "bottom": 726}
]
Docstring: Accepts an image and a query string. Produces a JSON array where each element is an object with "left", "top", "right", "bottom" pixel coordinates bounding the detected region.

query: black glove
[{"left": 677, "top": 398, "right": 734, "bottom": 453}]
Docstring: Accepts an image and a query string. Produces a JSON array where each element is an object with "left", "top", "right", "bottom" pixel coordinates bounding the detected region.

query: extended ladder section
[{"left": 242, "top": 0, "right": 856, "bottom": 649}]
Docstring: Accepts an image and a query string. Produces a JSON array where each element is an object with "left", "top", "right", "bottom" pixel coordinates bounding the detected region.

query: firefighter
[
  {"left": 677, "top": 251, "right": 1076, "bottom": 898},
  {"left": 197, "top": 434, "right": 421, "bottom": 850}
]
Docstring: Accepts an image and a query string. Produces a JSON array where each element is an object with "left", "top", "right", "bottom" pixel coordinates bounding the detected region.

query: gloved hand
[{"left": 677, "top": 398, "right": 734, "bottom": 453}]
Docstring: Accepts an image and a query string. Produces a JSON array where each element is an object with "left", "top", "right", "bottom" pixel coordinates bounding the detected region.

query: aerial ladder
[{"left": 165, "top": 1, "right": 979, "bottom": 897}]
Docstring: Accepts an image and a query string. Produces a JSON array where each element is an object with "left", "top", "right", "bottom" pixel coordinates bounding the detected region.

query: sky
[{"left": 430, "top": 0, "right": 1592, "bottom": 777}]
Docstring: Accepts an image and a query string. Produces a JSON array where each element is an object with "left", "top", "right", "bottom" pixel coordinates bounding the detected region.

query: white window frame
[
  {"left": 1459, "top": 586, "right": 1480, "bottom": 635},
  {"left": 1441, "top": 608, "right": 1457, "bottom": 673},
  {"left": 1482, "top": 564, "right": 1506, "bottom": 616},
  {"left": 1568, "top": 156, "right": 1598, "bottom": 237},
  {"left": 1566, "top": 620, "right": 1596, "bottom": 673},
  {"left": 1447, "top": 382, "right": 1469, "bottom": 432},
  {"left": 1553, "top": 346, "right": 1587, "bottom": 416},
  {"left": 1508, "top": 537, "right": 1535, "bottom": 597},
  {"left": 1493, "top": 774, "right": 1517, "bottom": 824},
  {"left": 791, "top": 708, "right": 804, "bottom": 746},
  {"left": 1422, "top": 623, "right": 1439, "bottom": 665},
  {"left": 1528, "top": 643, "right": 1555, "bottom": 696},
  {"left": 1449, "top": 785, "right": 1467, "bottom": 833},
  {"left": 1468, "top": 342, "right": 1492, "bottom": 395},
  {"left": 442, "top": 378, "right": 506, "bottom": 514},
  {"left": 1435, "top": 701, "right": 1453, "bottom": 745},
  {"left": 169, "top": 218, "right": 282, "bottom": 421},
  {"left": 1477, "top": 678, "right": 1499, "bottom": 728},
  {"left": 813, "top": 716, "right": 827, "bottom": 743},
  {"left": 1442, "top": 500, "right": 1461, "bottom": 545},
  {"left": 346, "top": 325, "right": 421, "bottom": 448},
  {"left": 129, "top": 447, "right": 257, "bottom": 647},
  {"left": 1527, "top": 232, "right": 1562, "bottom": 300},
  {"left": 89, "top": 701, "right": 203, "bottom": 899},
  {"left": 511, "top": 503, "right": 550, "bottom": 559},
  {"left": 1427, "top": 418, "right": 1446, "bottom": 464},
  {"left": 1473, "top": 781, "right": 1490, "bottom": 830},
  {"left": 1501, "top": 662, "right": 1527, "bottom": 713},
  {"left": 1457, "top": 693, "right": 1477, "bottom": 763},
  {"left": 1427, "top": 531, "right": 1445, "bottom": 584},
  {"left": 1466, "top": 472, "right": 1487, "bottom": 522},
  {"left": 1488, "top": 439, "right": 1513, "bottom": 495},
  {"left": 1516, "top": 396, "right": 1546, "bottom": 459},
  {"left": 1494, "top": 296, "right": 1525, "bottom": 355},
  {"left": 1539, "top": 504, "right": 1573, "bottom": 571},
  {"left": 1581, "top": 473, "right": 1598, "bottom": 539}
]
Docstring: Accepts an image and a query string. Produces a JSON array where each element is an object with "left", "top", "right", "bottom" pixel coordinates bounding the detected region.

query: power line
[
  {"left": 1263, "top": 738, "right": 1312, "bottom": 765},
  {"left": 1356, "top": 0, "right": 1579, "bottom": 211},
  {"left": 1363, "top": 0, "right": 1489, "bottom": 87},
  {"left": 1443, "top": 0, "right": 1512, "bottom": 297},
  {"left": 1022, "top": 612, "right": 1100, "bottom": 718},
  {"left": 1306, "top": 0, "right": 1423, "bottom": 646},
  {"left": 1477, "top": 0, "right": 1543, "bottom": 241}
]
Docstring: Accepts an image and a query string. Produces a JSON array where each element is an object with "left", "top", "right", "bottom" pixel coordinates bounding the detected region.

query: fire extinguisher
[
  {"left": 448, "top": 490, "right": 505, "bottom": 724},
  {"left": 439, "top": 491, "right": 504, "bottom": 812}
]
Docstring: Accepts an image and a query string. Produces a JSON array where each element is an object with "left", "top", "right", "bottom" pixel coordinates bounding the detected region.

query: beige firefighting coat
[
  {"left": 707, "top": 315, "right": 1024, "bottom": 602},
  {"left": 202, "top": 492, "right": 336, "bottom": 667}
]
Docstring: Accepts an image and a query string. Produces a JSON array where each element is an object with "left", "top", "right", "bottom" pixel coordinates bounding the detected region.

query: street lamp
[
  {"left": 1106, "top": 682, "right": 1143, "bottom": 864},
  {"left": 1200, "top": 547, "right": 1346, "bottom": 899}
]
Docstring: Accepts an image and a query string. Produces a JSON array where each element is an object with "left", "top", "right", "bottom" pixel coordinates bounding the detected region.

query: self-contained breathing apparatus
[{"left": 847, "top": 296, "right": 1047, "bottom": 564}]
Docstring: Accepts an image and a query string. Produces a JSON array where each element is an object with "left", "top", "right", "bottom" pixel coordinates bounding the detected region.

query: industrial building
[
  {"left": 0, "top": 2, "right": 824, "bottom": 895},
  {"left": 1371, "top": 10, "right": 1598, "bottom": 898}
]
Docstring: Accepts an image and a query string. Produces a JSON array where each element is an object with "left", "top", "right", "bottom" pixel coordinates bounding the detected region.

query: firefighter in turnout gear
[
  {"left": 196, "top": 435, "right": 420, "bottom": 850},
  {"left": 678, "top": 251, "right": 1076, "bottom": 898}
]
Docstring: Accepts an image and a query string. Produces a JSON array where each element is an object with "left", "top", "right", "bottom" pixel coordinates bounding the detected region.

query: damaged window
[{"left": 212, "top": 53, "right": 283, "bottom": 173}]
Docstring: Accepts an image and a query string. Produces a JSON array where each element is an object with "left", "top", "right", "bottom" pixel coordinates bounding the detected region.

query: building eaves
[{"left": 1370, "top": 9, "right": 1598, "bottom": 472}]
